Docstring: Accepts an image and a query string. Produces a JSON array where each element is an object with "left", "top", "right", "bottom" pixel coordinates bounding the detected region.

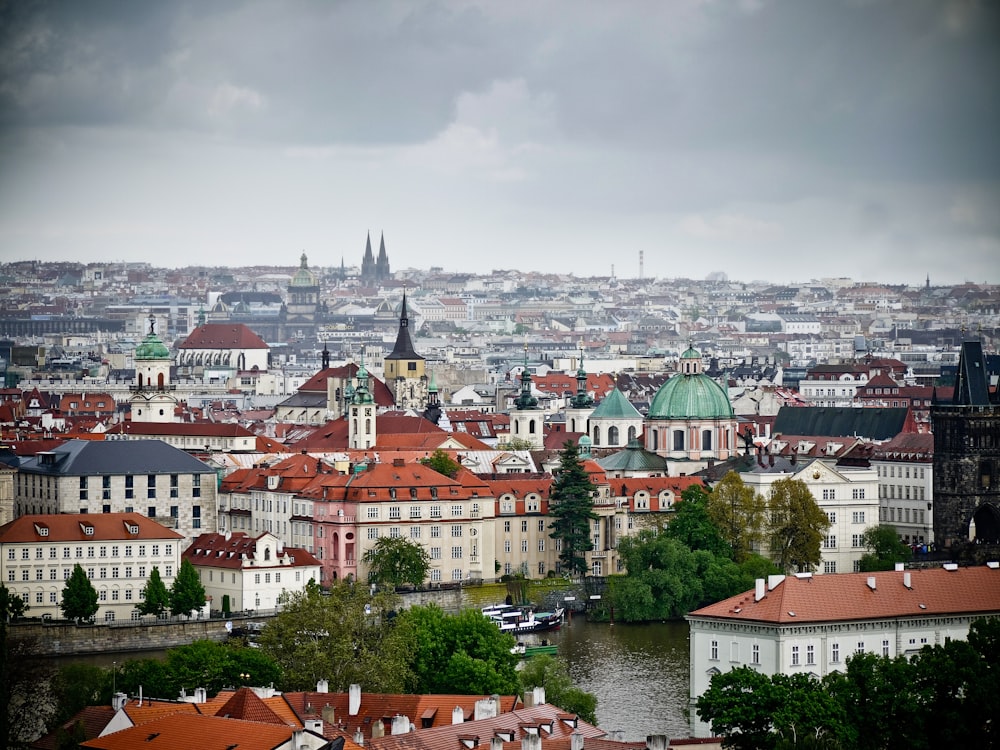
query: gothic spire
[{"left": 386, "top": 289, "right": 423, "bottom": 362}]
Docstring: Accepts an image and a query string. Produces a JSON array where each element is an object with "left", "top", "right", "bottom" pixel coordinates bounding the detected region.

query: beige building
[{"left": 0, "top": 512, "right": 183, "bottom": 622}]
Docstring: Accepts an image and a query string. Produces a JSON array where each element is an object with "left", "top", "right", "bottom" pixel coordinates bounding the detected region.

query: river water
[{"left": 542, "top": 615, "right": 691, "bottom": 741}]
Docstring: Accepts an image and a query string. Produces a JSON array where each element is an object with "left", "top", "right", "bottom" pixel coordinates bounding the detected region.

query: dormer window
[
  {"left": 126, "top": 524, "right": 139, "bottom": 535},
  {"left": 34, "top": 525, "right": 49, "bottom": 537},
  {"left": 82, "top": 525, "right": 94, "bottom": 536}
]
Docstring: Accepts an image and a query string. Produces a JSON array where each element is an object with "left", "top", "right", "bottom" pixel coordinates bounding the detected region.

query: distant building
[{"left": 360, "top": 232, "right": 391, "bottom": 286}]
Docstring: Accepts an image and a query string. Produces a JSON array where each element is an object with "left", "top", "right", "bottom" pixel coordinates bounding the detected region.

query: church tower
[
  {"left": 130, "top": 313, "right": 178, "bottom": 423},
  {"left": 932, "top": 339, "right": 1000, "bottom": 549},
  {"left": 565, "top": 350, "right": 596, "bottom": 434},
  {"left": 384, "top": 290, "right": 428, "bottom": 411},
  {"left": 509, "top": 347, "right": 545, "bottom": 450},
  {"left": 348, "top": 356, "right": 377, "bottom": 450},
  {"left": 286, "top": 252, "right": 320, "bottom": 342}
]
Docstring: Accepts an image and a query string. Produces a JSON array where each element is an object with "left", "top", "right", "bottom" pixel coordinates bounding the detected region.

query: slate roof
[
  {"left": 772, "top": 406, "right": 908, "bottom": 441},
  {"left": 688, "top": 565, "right": 1000, "bottom": 626},
  {"left": 16, "top": 439, "right": 213, "bottom": 476},
  {"left": 177, "top": 323, "right": 269, "bottom": 350}
]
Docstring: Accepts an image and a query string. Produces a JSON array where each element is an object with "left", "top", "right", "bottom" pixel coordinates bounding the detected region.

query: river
[{"left": 542, "top": 615, "right": 691, "bottom": 741}]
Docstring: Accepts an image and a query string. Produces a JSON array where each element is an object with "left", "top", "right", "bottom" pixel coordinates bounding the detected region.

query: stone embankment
[{"left": 13, "top": 578, "right": 597, "bottom": 656}]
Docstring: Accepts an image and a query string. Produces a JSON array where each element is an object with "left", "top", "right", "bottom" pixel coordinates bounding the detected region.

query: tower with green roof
[
  {"left": 644, "top": 343, "right": 738, "bottom": 475},
  {"left": 588, "top": 385, "right": 644, "bottom": 449},
  {"left": 509, "top": 345, "right": 544, "bottom": 450},
  {"left": 348, "top": 354, "right": 377, "bottom": 450},
  {"left": 565, "top": 350, "right": 596, "bottom": 435},
  {"left": 130, "top": 313, "right": 178, "bottom": 423},
  {"left": 286, "top": 252, "right": 319, "bottom": 342}
]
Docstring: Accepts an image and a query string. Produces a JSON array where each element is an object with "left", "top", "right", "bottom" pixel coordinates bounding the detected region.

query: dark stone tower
[
  {"left": 932, "top": 339, "right": 1000, "bottom": 548},
  {"left": 360, "top": 232, "right": 391, "bottom": 286}
]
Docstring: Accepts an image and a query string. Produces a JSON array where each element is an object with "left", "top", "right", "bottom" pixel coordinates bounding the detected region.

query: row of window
[
  {"left": 881, "top": 506, "right": 928, "bottom": 526},
  {"left": 366, "top": 504, "right": 480, "bottom": 519},
  {"left": 366, "top": 525, "right": 467, "bottom": 540},
  {"left": 7, "top": 564, "right": 164, "bottom": 582},
  {"left": 822, "top": 534, "right": 870, "bottom": 549},
  {"left": 881, "top": 485, "right": 927, "bottom": 501},
  {"left": 877, "top": 465, "right": 927, "bottom": 479},
  {"left": 7, "top": 543, "right": 173, "bottom": 561},
  {"left": 708, "top": 636, "right": 927, "bottom": 664},
  {"left": 824, "top": 511, "right": 867, "bottom": 524}
]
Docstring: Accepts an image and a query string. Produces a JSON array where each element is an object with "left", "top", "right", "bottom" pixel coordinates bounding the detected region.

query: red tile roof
[
  {"left": 79, "top": 712, "right": 305, "bottom": 749},
  {"left": 183, "top": 532, "right": 320, "bottom": 570},
  {"left": 177, "top": 323, "right": 269, "bottom": 350},
  {"left": 689, "top": 566, "right": 1000, "bottom": 625},
  {"left": 0, "top": 513, "right": 184, "bottom": 544}
]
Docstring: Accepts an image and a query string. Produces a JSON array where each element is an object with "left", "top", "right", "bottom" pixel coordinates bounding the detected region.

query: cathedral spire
[{"left": 387, "top": 289, "right": 422, "bottom": 361}]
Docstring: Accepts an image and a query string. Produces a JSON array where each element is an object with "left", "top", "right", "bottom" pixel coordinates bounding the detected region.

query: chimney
[
  {"left": 768, "top": 453, "right": 774, "bottom": 467},
  {"left": 317, "top": 679, "right": 328, "bottom": 693},
  {"left": 354, "top": 729, "right": 365, "bottom": 746},
  {"left": 522, "top": 690, "right": 535, "bottom": 708},
  {"left": 475, "top": 697, "right": 498, "bottom": 720},
  {"left": 371, "top": 720, "right": 384, "bottom": 739},
  {"left": 322, "top": 704, "right": 336, "bottom": 725},
  {"left": 194, "top": 687, "right": 207, "bottom": 704},
  {"left": 453, "top": 706, "right": 465, "bottom": 724},
  {"left": 532, "top": 686, "right": 545, "bottom": 706},
  {"left": 894, "top": 563, "right": 904, "bottom": 572},
  {"left": 291, "top": 729, "right": 304, "bottom": 750},
  {"left": 306, "top": 719, "right": 324, "bottom": 733},
  {"left": 754, "top": 578, "right": 766, "bottom": 602},
  {"left": 112, "top": 692, "right": 127, "bottom": 711},
  {"left": 867, "top": 576, "right": 877, "bottom": 591},
  {"left": 491, "top": 737, "right": 505, "bottom": 750},
  {"left": 349, "top": 684, "right": 361, "bottom": 715},
  {"left": 392, "top": 715, "right": 410, "bottom": 735},
  {"left": 522, "top": 734, "right": 542, "bottom": 750},
  {"left": 903, "top": 572, "right": 912, "bottom": 589},
  {"left": 571, "top": 732, "right": 585, "bottom": 750},
  {"left": 646, "top": 736, "right": 668, "bottom": 750}
]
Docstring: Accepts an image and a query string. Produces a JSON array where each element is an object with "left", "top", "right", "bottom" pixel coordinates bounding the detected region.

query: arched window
[
  {"left": 514, "top": 421, "right": 520, "bottom": 434},
  {"left": 157, "top": 372, "right": 165, "bottom": 389},
  {"left": 628, "top": 426, "right": 637, "bottom": 442},
  {"left": 651, "top": 429, "right": 658, "bottom": 451},
  {"left": 673, "top": 430, "right": 685, "bottom": 451},
  {"left": 365, "top": 418, "right": 371, "bottom": 434},
  {"left": 608, "top": 426, "right": 619, "bottom": 445},
  {"left": 592, "top": 426, "right": 601, "bottom": 446},
  {"left": 702, "top": 429, "right": 712, "bottom": 450},
  {"left": 529, "top": 419, "right": 536, "bottom": 434}
]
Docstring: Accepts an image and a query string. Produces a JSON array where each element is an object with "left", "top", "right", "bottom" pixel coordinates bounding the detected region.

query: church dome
[
  {"left": 135, "top": 333, "right": 170, "bottom": 360},
  {"left": 647, "top": 372, "right": 733, "bottom": 420},
  {"left": 290, "top": 252, "right": 318, "bottom": 287}
]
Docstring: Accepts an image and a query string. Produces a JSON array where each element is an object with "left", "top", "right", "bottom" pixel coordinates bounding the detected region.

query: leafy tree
[
  {"left": 61, "top": 564, "right": 99, "bottom": 622},
  {"left": 707, "top": 471, "right": 767, "bottom": 562},
  {"left": 501, "top": 437, "right": 536, "bottom": 451},
  {"left": 419, "top": 448, "right": 462, "bottom": 478},
  {"left": 401, "top": 605, "right": 519, "bottom": 695},
  {"left": 664, "top": 484, "right": 733, "bottom": 558},
  {"left": 169, "top": 559, "right": 207, "bottom": 617},
  {"left": 137, "top": 566, "right": 170, "bottom": 616},
  {"left": 49, "top": 663, "right": 109, "bottom": 727},
  {"left": 363, "top": 536, "right": 431, "bottom": 589},
  {"left": 548, "top": 440, "right": 599, "bottom": 576},
  {"left": 258, "top": 580, "right": 412, "bottom": 692},
  {"left": 0, "top": 584, "right": 28, "bottom": 622},
  {"left": 518, "top": 654, "right": 597, "bottom": 724},
  {"left": 767, "top": 478, "right": 829, "bottom": 573},
  {"left": 857, "top": 525, "right": 911, "bottom": 572},
  {"left": 612, "top": 531, "right": 705, "bottom": 620}
]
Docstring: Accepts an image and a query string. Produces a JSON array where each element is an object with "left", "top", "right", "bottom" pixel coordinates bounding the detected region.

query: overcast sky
[{"left": 1, "top": 1, "right": 998, "bottom": 286}]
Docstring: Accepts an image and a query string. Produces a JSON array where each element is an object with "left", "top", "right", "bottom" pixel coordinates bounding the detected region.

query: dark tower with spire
[
  {"left": 376, "top": 233, "right": 391, "bottom": 282},
  {"left": 361, "top": 232, "right": 391, "bottom": 286},
  {"left": 360, "top": 233, "right": 377, "bottom": 285},
  {"left": 384, "top": 290, "right": 428, "bottom": 410},
  {"left": 932, "top": 339, "right": 1000, "bottom": 550}
]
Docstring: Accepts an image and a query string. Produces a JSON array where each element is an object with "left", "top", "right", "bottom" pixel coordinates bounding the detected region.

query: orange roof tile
[
  {"left": 689, "top": 566, "right": 1000, "bottom": 625},
  {"left": 0, "top": 513, "right": 184, "bottom": 544},
  {"left": 80, "top": 712, "right": 305, "bottom": 749}
]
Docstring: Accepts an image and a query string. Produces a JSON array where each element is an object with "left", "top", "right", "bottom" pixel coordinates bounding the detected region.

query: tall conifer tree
[{"left": 548, "top": 440, "right": 599, "bottom": 575}]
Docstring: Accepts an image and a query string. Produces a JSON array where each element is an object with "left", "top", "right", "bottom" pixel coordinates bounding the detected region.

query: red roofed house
[
  {"left": 686, "top": 564, "right": 1000, "bottom": 736},
  {"left": 183, "top": 531, "right": 320, "bottom": 613},
  {"left": 0, "top": 513, "right": 183, "bottom": 623},
  {"left": 175, "top": 322, "right": 270, "bottom": 393}
]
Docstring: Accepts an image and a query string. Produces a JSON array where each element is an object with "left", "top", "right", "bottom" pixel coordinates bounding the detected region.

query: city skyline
[{"left": 1, "top": 1, "right": 997, "bottom": 286}]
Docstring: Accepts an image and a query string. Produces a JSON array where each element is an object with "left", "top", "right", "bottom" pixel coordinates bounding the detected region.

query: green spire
[
  {"left": 352, "top": 353, "right": 374, "bottom": 405},
  {"left": 514, "top": 342, "right": 538, "bottom": 410},
  {"left": 570, "top": 348, "right": 594, "bottom": 408}
]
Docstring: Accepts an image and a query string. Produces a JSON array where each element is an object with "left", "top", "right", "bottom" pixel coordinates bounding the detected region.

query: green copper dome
[
  {"left": 647, "top": 372, "right": 733, "bottom": 420},
  {"left": 290, "top": 252, "right": 318, "bottom": 287},
  {"left": 135, "top": 333, "right": 170, "bottom": 360}
]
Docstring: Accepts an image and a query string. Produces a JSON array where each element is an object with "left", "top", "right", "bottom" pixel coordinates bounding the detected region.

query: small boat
[
  {"left": 483, "top": 604, "right": 564, "bottom": 635},
  {"left": 511, "top": 641, "right": 559, "bottom": 658}
]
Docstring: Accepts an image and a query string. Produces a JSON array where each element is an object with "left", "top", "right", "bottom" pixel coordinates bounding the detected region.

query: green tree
[
  {"left": 169, "top": 559, "right": 207, "bottom": 617},
  {"left": 767, "top": 478, "right": 829, "bottom": 573},
  {"left": 518, "top": 654, "right": 597, "bottom": 724},
  {"left": 548, "top": 440, "right": 599, "bottom": 576},
  {"left": 363, "top": 536, "right": 431, "bottom": 589},
  {"left": 857, "top": 525, "right": 911, "bottom": 572},
  {"left": 258, "top": 580, "right": 411, "bottom": 692},
  {"left": 61, "top": 564, "right": 99, "bottom": 622},
  {"left": 707, "top": 471, "right": 767, "bottom": 562},
  {"left": 401, "top": 605, "right": 520, "bottom": 695},
  {"left": 612, "top": 531, "right": 705, "bottom": 620},
  {"left": 0, "top": 584, "right": 28, "bottom": 621},
  {"left": 664, "top": 484, "right": 733, "bottom": 558},
  {"left": 137, "top": 566, "right": 170, "bottom": 616},
  {"left": 419, "top": 448, "right": 462, "bottom": 478},
  {"left": 49, "top": 663, "right": 109, "bottom": 727}
]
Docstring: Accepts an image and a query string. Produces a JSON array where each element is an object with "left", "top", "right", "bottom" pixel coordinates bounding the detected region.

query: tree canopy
[
  {"left": 663, "top": 484, "right": 733, "bottom": 558},
  {"left": 169, "top": 559, "right": 207, "bottom": 617},
  {"left": 419, "top": 448, "right": 462, "bottom": 478},
  {"left": 518, "top": 654, "right": 597, "bottom": 725},
  {"left": 706, "top": 472, "right": 767, "bottom": 562},
  {"left": 767, "top": 478, "right": 829, "bottom": 573},
  {"left": 60, "top": 564, "right": 99, "bottom": 622},
  {"left": 399, "top": 605, "right": 520, "bottom": 695},
  {"left": 857, "top": 525, "right": 912, "bottom": 572},
  {"left": 363, "top": 536, "right": 431, "bottom": 589},
  {"left": 257, "top": 580, "right": 411, "bottom": 692},
  {"left": 548, "top": 440, "right": 599, "bottom": 576},
  {"left": 137, "top": 566, "right": 170, "bottom": 617}
]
